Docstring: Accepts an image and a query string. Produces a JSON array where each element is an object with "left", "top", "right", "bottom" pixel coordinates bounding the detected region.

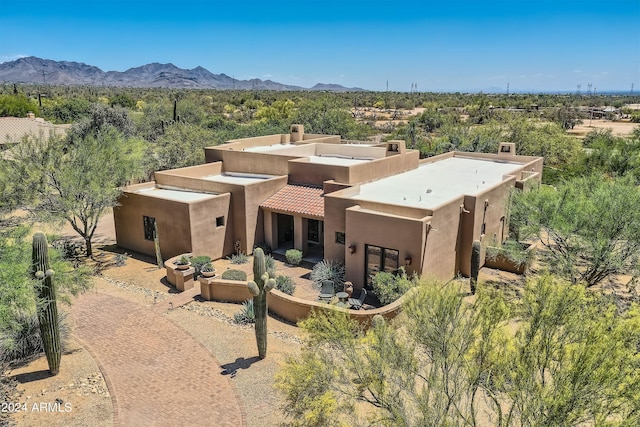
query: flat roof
[
  {"left": 351, "top": 156, "right": 523, "bottom": 209},
  {"left": 243, "top": 144, "right": 297, "bottom": 153},
  {"left": 202, "top": 172, "right": 278, "bottom": 185},
  {"left": 307, "top": 155, "right": 371, "bottom": 166},
  {"left": 135, "top": 187, "right": 216, "bottom": 202}
]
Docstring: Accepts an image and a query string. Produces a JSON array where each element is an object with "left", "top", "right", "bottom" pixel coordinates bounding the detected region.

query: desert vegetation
[{"left": 1, "top": 84, "right": 639, "bottom": 425}]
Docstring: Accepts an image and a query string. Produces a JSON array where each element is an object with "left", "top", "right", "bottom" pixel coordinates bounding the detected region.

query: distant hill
[{"left": 0, "top": 57, "right": 366, "bottom": 91}]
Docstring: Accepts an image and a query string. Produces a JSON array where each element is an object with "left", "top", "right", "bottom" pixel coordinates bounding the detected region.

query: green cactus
[
  {"left": 173, "top": 99, "right": 177, "bottom": 122},
  {"left": 470, "top": 239, "right": 481, "bottom": 295},
  {"left": 32, "top": 232, "right": 61, "bottom": 375},
  {"left": 246, "top": 248, "right": 275, "bottom": 359}
]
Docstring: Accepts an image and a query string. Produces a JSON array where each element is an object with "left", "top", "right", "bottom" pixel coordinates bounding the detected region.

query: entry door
[
  {"left": 277, "top": 214, "right": 294, "bottom": 245},
  {"left": 307, "top": 219, "right": 323, "bottom": 245}
]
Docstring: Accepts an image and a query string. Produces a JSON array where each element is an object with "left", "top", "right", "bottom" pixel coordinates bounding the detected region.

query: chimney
[{"left": 290, "top": 124, "right": 304, "bottom": 142}]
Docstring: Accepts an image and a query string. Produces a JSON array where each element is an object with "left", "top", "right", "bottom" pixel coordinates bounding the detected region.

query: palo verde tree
[
  {"left": 1, "top": 129, "right": 145, "bottom": 256},
  {"left": 509, "top": 174, "right": 640, "bottom": 287},
  {"left": 276, "top": 277, "right": 640, "bottom": 427}
]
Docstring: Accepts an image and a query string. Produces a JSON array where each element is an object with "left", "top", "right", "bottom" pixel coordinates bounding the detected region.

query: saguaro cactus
[
  {"left": 470, "top": 239, "right": 481, "bottom": 295},
  {"left": 246, "top": 248, "right": 275, "bottom": 359},
  {"left": 32, "top": 232, "right": 61, "bottom": 375}
]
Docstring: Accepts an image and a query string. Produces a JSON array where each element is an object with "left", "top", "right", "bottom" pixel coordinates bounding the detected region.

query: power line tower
[
  {"left": 631, "top": 83, "right": 634, "bottom": 95},
  {"left": 506, "top": 82, "right": 510, "bottom": 95},
  {"left": 587, "top": 83, "right": 592, "bottom": 96},
  {"left": 577, "top": 84, "right": 581, "bottom": 95}
]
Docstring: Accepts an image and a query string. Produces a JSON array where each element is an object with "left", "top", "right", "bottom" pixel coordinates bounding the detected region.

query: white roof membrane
[
  {"left": 352, "top": 157, "right": 523, "bottom": 209},
  {"left": 135, "top": 187, "right": 216, "bottom": 202}
]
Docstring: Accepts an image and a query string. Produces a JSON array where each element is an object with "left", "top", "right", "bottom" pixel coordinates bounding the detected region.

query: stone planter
[
  {"left": 485, "top": 242, "right": 536, "bottom": 275},
  {"left": 175, "top": 262, "right": 191, "bottom": 271}
]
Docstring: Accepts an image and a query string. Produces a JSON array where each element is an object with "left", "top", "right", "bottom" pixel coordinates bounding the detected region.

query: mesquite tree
[{"left": 2, "top": 129, "right": 145, "bottom": 256}]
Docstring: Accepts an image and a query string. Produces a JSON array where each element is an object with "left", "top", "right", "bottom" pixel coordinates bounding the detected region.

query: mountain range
[{"left": 0, "top": 57, "right": 365, "bottom": 91}]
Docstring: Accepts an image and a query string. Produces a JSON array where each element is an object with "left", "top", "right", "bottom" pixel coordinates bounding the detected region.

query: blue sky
[{"left": 1, "top": 0, "right": 638, "bottom": 92}]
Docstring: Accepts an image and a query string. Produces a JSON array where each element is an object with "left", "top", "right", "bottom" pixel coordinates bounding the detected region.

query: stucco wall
[
  {"left": 188, "top": 193, "right": 233, "bottom": 258},
  {"left": 114, "top": 186, "right": 193, "bottom": 259},
  {"left": 243, "top": 176, "right": 289, "bottom": 252},
  {"left": 204, "top": 150, "right": 299, "bottom": 175},
  {"left": 457, "top": 176, "right": 516, "bottom": 276},
  {"left": 344, "top": 206, "right": 430, "bottom": 291},
  {"left": 346, "top": 150, "right": 419, "bottom": 184},
  {"left": 323, "top": 186, "right": 362, "bottom": 264},
  {"left": 421, "top": 198, "right": 464, "bottom": 281},
  {"left": 288, "top": 158, "right": 351, "bottom": 185},
  {"left": 154, "top": 165, "right": 287, "bottom": 256}
]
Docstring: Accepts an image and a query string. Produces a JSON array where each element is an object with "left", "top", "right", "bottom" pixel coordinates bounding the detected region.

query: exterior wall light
[
  {"left": 349, "top": 244, "right": 356, "bottom": 254},
  {"left": 404, "top": 256, "right": 412, "bottom": 266}
]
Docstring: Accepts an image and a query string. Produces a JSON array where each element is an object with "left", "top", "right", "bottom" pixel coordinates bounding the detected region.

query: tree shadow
[
  {"left": 12, "top": 369, "right": 53, "bottom": 384},
  {"left": 220, "top": 356, "right": 262, "bottom": 376}
]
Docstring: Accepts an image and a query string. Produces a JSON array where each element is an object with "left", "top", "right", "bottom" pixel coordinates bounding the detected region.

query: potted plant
[
  {"left": 201, "top": 262, "right": 216, "bottom": 277},
  {"left": 174, "top": 255, "right": 191, "bottom": 270}
]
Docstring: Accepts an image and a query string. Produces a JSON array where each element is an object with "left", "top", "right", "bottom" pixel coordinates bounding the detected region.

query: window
[
  {"left": 216, "top": 216, "right": 225, "bottom": 227},
  {"left": 365, "top": 244, "right": 400, "bottom": 286},
  {"left": 143, "top": 216, "right": 156, "bottom": 241},
  {"left": 335, "top": 232, "right": 346, "bottom": 245}
]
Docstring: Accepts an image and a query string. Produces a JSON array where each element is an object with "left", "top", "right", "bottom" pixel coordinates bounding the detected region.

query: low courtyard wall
[{"left": 166, "top": 254, "right": 409, "bottom": 327}]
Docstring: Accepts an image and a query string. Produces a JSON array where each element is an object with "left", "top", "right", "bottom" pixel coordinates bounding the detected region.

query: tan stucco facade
[{"left": 114, "top": 126, "right": 543, "bottom": 288}]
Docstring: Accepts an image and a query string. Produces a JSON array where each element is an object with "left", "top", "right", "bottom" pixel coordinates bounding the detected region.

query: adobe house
[{"left": 114, "top": 125, "right": 543, "bottom": 291}]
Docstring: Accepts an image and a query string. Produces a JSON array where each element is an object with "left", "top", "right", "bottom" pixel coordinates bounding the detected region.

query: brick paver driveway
[{"left": 71, "top": 291, "right": 245, "bottom": 427}]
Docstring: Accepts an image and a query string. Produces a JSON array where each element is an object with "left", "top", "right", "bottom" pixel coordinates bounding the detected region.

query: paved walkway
[{"left": 71, "top": 291, "right": 245, "bottom": 427}]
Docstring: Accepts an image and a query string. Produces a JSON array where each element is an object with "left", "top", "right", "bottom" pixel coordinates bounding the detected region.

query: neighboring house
[
  {"left": 0, "top": 114, "right": 70, "bottom": 146},
  {"left": 114, "top": 125, "right": 543, "bottom": 291}
]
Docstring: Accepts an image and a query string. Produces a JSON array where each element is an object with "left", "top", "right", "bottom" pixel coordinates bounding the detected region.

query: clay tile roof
[{"left": 261, "top": 184, "right": 324, "bottom": 218}]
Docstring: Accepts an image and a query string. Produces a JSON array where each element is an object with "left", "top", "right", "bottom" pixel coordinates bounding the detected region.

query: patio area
[
  {"left": 206, "top": 253, "right": 378, "bottom": 308},
  {"left": 211, "top": 254, "right": 320, "bottom": 302}
]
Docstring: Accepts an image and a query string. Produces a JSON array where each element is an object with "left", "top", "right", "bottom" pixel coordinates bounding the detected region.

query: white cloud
[{"left": 0, "top": 54, "right": 28, "bottom": 63}]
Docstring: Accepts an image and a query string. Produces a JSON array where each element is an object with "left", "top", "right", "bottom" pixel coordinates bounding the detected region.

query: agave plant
[{"left": 310, "top": 260, "right": 346, "bottom": 293}]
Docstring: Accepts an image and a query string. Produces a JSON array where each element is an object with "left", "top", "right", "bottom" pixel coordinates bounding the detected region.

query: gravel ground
[{"left": 7, "top": 337, "right": 113, "bottom": 427}]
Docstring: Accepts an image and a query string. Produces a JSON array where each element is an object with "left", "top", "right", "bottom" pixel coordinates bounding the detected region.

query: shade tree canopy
[
  {"left": 509, "top": 174, "right": 640, "bottom": 287},
  {"left": 276, "top": 277, "right": 640, "bottom": 426},
  {"left": 1, "top": 129, "right": 145, "bottom": 256}
]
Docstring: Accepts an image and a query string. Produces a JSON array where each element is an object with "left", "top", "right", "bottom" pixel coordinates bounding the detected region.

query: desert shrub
[
  {"left": 485, "top": 239, "right": 535, "bottom": 269},
  {"left": 275, "top": 275, "right": 296, "bottom": 295},
  {"left": 285, "top": 249, "right": 303, "bottom": 265},
  {"left": 0, "top": 311, "right": 69, "bottom": 365},
  {"left": 228, "top": 252, "right": 249, "bottom": 264},
  {"left": 233, "top": 299, "right": 255, "bottom": 324},
  {"left": 191, "top": 255, "right": 212, "bottom": 276},
  {"left": 51, "top": 236, "right": 82, "bottom": 260},
  {"left": 253, "top": 242, "right": 272, "bottom": 256},
  {"left": 371, "top": 267, "right": 417, "bottom": 305},
  {"left": 265, "top": 254, "right": 276, "bottom": 277},
  {"left": 114, "top": 252, "right": 129, "bottom": 267},
  {"left": 221, "top": 269, "right": 247, "bottom": 281},
  {"left": 310, "top": 260, "right": 346, "bottom": 293}
]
